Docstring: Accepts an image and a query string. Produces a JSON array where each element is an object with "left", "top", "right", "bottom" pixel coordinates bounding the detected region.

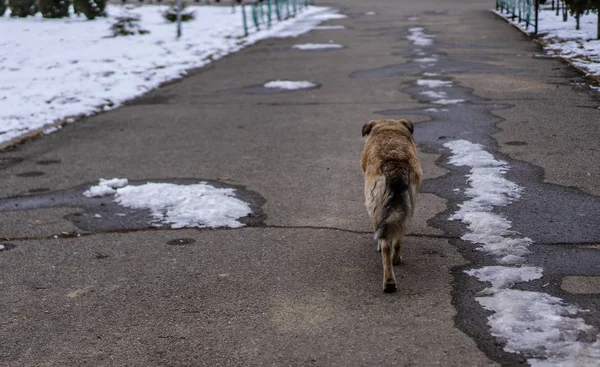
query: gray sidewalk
[{"left": 1, "top": 0, "right": 599, "bottom": 365}]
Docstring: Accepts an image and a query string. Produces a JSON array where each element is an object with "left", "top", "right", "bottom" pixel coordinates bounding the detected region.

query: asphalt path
[{"left": 1, "top": 0, "right": 599, "bottom": 365}]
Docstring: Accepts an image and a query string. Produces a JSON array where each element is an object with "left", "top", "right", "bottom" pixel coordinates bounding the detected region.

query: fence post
[
  {"left": 534, "top": 0, "right": 539, "bottom": 34},
  {"left": 242, "top": 3, "right": 248, "bottom": 36},
  {"left": 252, "top": 3, "right": 260, "bottom": 30},
  {"left": 275, "top": 0, "right": 280, "bottom": 20}
]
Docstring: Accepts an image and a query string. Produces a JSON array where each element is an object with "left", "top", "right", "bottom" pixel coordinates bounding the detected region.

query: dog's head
[{"left": 362, "top": 119, "right": 414, "bottom": 137}]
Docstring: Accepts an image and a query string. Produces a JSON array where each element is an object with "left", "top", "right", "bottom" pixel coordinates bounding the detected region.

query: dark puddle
[
  {"left": 126, "top": 93, "right": 173, "bottom": 106},
  {"left": 0, "top": 243, "right": 16, "bottom": 252},
  {"left": 16, "top": 171, "right": 45, "bottom": 177},
  {"left": 0, "top": 157, "right": 24, "bottom": 170},
  {"left": 0, "top": 178, "right": 266, "bottom": 232},
  {"left": 167, "top": 238, "right": 196, "bottom": 246},
  {"left": 358, "top": 24, "right": 600, "bottom": 364},
  {"left": 35, "top": 159, "right": 61, "bottom": 165},
  {"left": 227, "top": 82, "right": 321, "bottom": 95}
]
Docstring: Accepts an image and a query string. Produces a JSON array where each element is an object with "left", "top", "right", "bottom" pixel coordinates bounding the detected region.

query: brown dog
[{"left": 361, "top": 119, "right": 422, "bottom": 292}]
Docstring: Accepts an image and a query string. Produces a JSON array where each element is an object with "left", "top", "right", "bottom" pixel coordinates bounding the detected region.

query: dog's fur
[{"left": 360, "top": 119, "right": 422, "bottom": 293}]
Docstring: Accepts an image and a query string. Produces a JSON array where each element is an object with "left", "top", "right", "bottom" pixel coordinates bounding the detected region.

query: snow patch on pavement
[
  {"left": 433, "top": 98, "right": 464, "bottom": 105},
  {"left": 292, "top": 43, "right": 343, "bottom": 50},
  {"left": 466, "top": 266, "right": 542, "bottom": 290},
  {"left": 479, "top": 290, "right": 600, "bottom": 366},
  {"left": 264, "top": 80, "right": 317, "bottom": 90},
  {"left": 417, "top": 79, "right": 451, "bottom": 88},
  {"left": 84, "top": 178, "right": 129, "bottom": 198},
  {"left": 0, "top": 5, "right": 342, "bottom": 147},
  {"left": 415, "top": 57, "right": 438, "bottom": 63},
  {"left": 420, "top": 90, "right": 447, "bottom": 99},
  {"left": 407, "top": 27, "right": 435, "bottom": 47},
  {"left": 446, "top": 139, "right": 600, "bottom": 365},
  {"left": 83, "top": 179, "right": 252, "bottom": 228},
  {"left": 115, "top": 182, "right": 251, "bottom": 229},
  {"left": 444, "top": 139, "right": 531, "bottom": 264}
]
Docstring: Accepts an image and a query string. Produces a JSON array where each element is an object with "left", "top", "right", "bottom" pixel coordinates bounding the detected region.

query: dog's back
[{"left": 361, "top": 119, "right": 422, "bottom": 292}]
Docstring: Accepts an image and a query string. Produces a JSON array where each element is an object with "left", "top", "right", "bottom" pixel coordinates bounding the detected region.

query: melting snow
[
  {"left": 417, "top": 79, "right": 451, "bottom": 88},
  {"left": 446, "top": 139, "right": 600, "bottom": 365},
  {"left": 84, "top": 178, "right": 129, "bottom": 197},
  {"left": 83, "top": 179, "right": 252, "bottom": 228},
  {"left": 466, "top": 266, "right": 542, "bottom": 290},
  {"left": 407, "top": 27, "right": 435, "bottom": 47},
  {"left": 479, "top": 290, "right": 600, "bottom": 366},
  {"left": 415, "top": 57, "right": 438, "bottom": 63},
  {"left": 444, "top": 140, "right": 531, "bottom": 264},
  {"left": 115, "top": 182, "right": 251, "bottom": 228},
  {"left": 433, "top": 98, "right": 464, "bottom": 105},
  {"left": 264, "top": 80, "right": 317, "bottom": 90},
  {"left": 292, "top": 43, "right": 343, "bottom": 50},
  {"left": 420, "top": 90, "right": 447, "bottom": 99}
]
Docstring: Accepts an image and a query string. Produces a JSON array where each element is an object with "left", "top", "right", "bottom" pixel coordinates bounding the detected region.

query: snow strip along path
[
  {"left": 493, "top": 6, "right": 600, "bottom": 83},
  {"left": 84, "top": 178, "right": 251, "bottom": 229},
  {"left": 445, "top": 140, "right": 600, "bottom": 366},
  {"left": 264, "top": 80, "right": 318, "bottom": 90},
  {"left": 0, "top": 5, "right": 345, "bottom": 147},
  {"left": 292, "top": 43, "right": 344, "bottom": 50}
]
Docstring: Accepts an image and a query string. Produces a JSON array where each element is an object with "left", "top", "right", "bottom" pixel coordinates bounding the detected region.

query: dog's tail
[{"left": 373, "top": 162, "right": 412, "bottom": 241}]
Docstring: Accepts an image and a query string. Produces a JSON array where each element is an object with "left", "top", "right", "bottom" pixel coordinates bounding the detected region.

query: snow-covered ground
[
  {"left": 85, "top": 178, "right": 252, "bottom": 228},
  {"left": 494, "top": 7, "right": 600, "bottom": 80},
  {"left": 445, "top": 140, "right": 600, "bottom": 365},
  {"left": 0, "top": 5, "right": 345, "bottom": 147}
]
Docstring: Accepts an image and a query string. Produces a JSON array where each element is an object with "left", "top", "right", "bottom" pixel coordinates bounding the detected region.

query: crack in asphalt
[{"left": 1, "top": 226, "right": 455, "bottom": 242}]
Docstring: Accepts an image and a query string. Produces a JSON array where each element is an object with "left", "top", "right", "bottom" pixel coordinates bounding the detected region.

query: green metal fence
[
  {"left": 496, "top": 0, "right": 539, "bottom": 33},
  {"left": 241, "top": 0, "right": 315, "bottom": 36}
]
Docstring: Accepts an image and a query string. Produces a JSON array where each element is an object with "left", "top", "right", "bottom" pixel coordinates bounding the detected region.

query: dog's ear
[
  {"left": 362, "top": 121, "right": 375, "bottom": 137},
  {"left": 399, "top": 119, "right": 414, "bottom": 135}
]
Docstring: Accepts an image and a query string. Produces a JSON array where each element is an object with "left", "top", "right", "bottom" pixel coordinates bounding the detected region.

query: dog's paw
[
  {"left": 383, "top": 281, "right": 397, "bottom": 293},
  {"left": 392, "top": 255, "right": 403, "bottom": 266},
  {"left": 376, "top": 243, "right": 381, "bottom": 252}
]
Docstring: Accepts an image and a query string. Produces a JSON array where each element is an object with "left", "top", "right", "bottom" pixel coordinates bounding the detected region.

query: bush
[
  {"left": 110, "top": 13, "right": 150, "bottom": 36},
  {"left": 0, "top": 0, "right": 7, "bottom": 16},
  {"left": 162, "top": 2, "right": 195, "bottom": 22},
  {"left": 8, "top": 0, "right": 37, "bottom": 17},
  {"left": 38, "top": 0, "right": 70, "bottom": 18},
  {"left": 73, "top": 0, "right": 106, "bottom": 19}
]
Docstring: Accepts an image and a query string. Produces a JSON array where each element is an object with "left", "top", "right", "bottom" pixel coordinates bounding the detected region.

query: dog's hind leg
[
  {"left": 392, "top": 238, "right": 403, "bottom": 265},
  {"left": 380, "top": 239, "right": 397, "bottom": 293}
]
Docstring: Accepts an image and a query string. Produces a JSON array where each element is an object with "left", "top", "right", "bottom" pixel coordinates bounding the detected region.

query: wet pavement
[{"left": 1, "top": 0, "right": 600, "bottom": 365}]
